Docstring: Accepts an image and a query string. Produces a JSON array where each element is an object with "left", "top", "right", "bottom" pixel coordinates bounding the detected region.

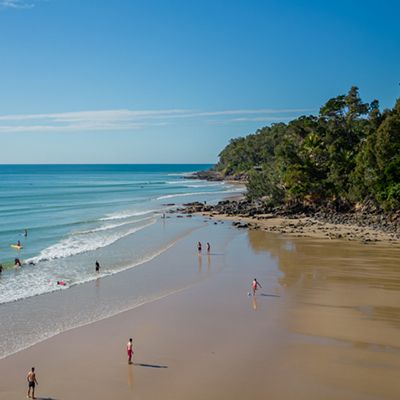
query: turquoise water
[{"left": 0, "top": 164, "right": 243, "bottom": 304}]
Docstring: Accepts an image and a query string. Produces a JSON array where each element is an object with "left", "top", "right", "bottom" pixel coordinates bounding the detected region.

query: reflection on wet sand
[
  {"left": 246, "top": 229, "right": 400, "bottom": 399},
  {"left": 127, "top": 364, "right": 134, "bottom": 391},
  {"left": 252, "top": 295, "right": 257, "bottom": 311}
]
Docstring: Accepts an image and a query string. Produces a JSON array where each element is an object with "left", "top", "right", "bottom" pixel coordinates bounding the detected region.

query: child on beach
[
  {"left": 252, "top": 278, "right": 262, "bottom": 296},
  {"left": 127, "top": 338, "right": 134, "bottom": 364}
]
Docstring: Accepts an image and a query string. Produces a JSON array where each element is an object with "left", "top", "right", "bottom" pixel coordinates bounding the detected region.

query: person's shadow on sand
[
  {"left": 35, "top": 397, "right": 58, "bottom": 400},
  {"left": 133, "top": 362, "right": 168, "bottom": 368}
]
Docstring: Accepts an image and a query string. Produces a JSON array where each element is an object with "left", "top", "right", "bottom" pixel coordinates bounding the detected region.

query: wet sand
[{"left": 1, "top": 220, "right": 400, "bottom": 399}]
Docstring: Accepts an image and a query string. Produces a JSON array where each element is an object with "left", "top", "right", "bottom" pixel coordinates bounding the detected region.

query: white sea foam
[
  {"left": 156, "top": 188, "right": 244, "bottom": 201},
  {"left": 165, "top": 180, "right": 202, "bottom": 184},
  {"left": 184, "top": 183, "right": 222, "bottom": 188},
  {"left": 26, "top": 219, "right": 156, "bottom": 264},
  {"left": 100, "top": 209, "right": 157, "bottom": 221},
  {"left": 167, "top": 172, "right": 196, "bottom": 177},
  {"left": 76, "top": 216, "right": 153, "bottom": 234},
  {"left": 0, "top": 230, "right": 184, "bottom": 306}
]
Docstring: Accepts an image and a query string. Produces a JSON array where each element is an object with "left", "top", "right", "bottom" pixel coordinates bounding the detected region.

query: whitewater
[{"left": 0, "top": 164, "right": 244, "bottom": 304}]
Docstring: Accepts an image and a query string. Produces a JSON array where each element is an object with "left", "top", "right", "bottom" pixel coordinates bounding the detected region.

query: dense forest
[{"left": 215, "top": 87, "right": 400, "bottom": 211}]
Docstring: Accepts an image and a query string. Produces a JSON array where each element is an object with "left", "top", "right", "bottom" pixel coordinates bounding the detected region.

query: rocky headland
[{"left": 176, "top": 199, "right": 400, "bottom": 244}]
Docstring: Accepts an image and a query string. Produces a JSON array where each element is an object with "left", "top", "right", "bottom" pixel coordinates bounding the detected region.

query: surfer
[
  {"left": 197, "top": 241, "right": 202, "bottom": 253},
  {"left": 95, "top": 261, "right": 100, "bottom": 273},
  {"left": 14, "top": 258, "right": 21, "bottom": 267},
  {"left": 17, "top": 240, "right": 21, "bottom": 247},
  {"left": 252, "top": 278, "right": 262, "bottom": 296},
  {"left": 127, "top": 338, "right": 134, "bottom": 364}
]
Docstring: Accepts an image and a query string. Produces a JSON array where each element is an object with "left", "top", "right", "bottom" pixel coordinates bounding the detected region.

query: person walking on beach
[
  {"left": 197, "top": 241, "right": 202, "bottom": 254},
  {"left": 27, "top": 367, "right": 38, "bottom": 399},
  {"left": 127, "top": 338, "right": 134, "bottom": 364},
  {"left": 95, "top": 261, "right": 100, "bottom": 273},
  {"left": 206, "top": 242, "right": 211, "bottom": 253},
  {"left": 252, "top": 278, "right": 262, "bottom": 296}
]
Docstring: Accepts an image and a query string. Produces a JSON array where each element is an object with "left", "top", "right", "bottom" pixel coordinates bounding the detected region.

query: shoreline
[{"left": 1, "top": 217, "right": 400, "bottom": 399}]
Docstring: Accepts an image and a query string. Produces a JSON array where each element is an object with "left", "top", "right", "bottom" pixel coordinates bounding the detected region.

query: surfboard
[{"left": 10, "top": 244, "right": 23, "bottom": 250}]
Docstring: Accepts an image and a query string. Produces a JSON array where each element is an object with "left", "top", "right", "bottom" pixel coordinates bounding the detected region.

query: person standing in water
[
  {"left": 127, "top": 338, "right": 134, "bottom": 364},
  {"left": 95, "top": 261, "right": 100, "bottom": 273},
  {"left": 197, "top": 241, "right": 202, "bottom": 254},
  {"left": 27, "top": 367, "right": 38, "bottom": 399},
  {"left": 24, "top": 229, "right": 28, "bottom": 237},
  {"left": 252, "top": 278, "right": 262, "bottom": 296},
  {"left": 206, "top": 242, "right": 211, "bottom": 253}
]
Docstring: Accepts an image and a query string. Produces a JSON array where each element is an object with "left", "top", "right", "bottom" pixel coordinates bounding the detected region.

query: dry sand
[{"left": 1, "top": 221, "right": 400, "bottom": 400}]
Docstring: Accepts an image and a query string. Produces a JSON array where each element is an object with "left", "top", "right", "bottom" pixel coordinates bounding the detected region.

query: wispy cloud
[
  {"left": 0, "top": 108, "right": 313, "bottom": 133},
  {"left": 0, "top": 0, "right": 35, "bottom": 9}
]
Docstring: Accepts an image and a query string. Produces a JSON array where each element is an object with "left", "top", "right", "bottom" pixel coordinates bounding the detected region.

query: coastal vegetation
[{"left": 215, "top": 87, "right": 400, "bottom": 211}]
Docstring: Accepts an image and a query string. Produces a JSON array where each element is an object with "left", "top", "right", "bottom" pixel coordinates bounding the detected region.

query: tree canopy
[{"left": 215, "top": 87, "right": 400, "bottom": 211}]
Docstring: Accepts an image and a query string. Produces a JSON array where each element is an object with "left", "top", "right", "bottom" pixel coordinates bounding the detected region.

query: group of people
[
  {"left": 197, "top": 241, "right": 211, "bottom": 254},
  {"left": 21, "top": 239, "right": 262, "bottom": 398},
  {"left": 56, "top": 260, "right": 101, "bottom": 287},
  {"left": 0, "top": 230, "right": 28, "bottom": 273}
]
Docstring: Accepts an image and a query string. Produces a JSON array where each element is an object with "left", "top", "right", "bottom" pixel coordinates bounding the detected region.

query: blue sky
[{"left": 0, "top": 0, "right": 399, "bottom": 164}]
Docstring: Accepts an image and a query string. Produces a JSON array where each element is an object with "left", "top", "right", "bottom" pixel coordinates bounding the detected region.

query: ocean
[
  {"left": 0, "top": 164, "right": 244, "bottom": 359},
  {"left": 0, "top": 164, "right": 243, "bottom": 304}
]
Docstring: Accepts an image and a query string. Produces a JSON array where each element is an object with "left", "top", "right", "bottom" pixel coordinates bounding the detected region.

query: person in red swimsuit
[
  {"left": 127, "top": 338, "right": 133, "bottom": 364},
  {"left": 252, "top": 278, "right": 262, "bottom": 296}
]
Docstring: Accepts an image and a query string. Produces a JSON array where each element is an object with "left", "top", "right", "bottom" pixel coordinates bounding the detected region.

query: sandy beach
[{"left": 1, "top": 217, "right": 400, "bottom": 400}]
